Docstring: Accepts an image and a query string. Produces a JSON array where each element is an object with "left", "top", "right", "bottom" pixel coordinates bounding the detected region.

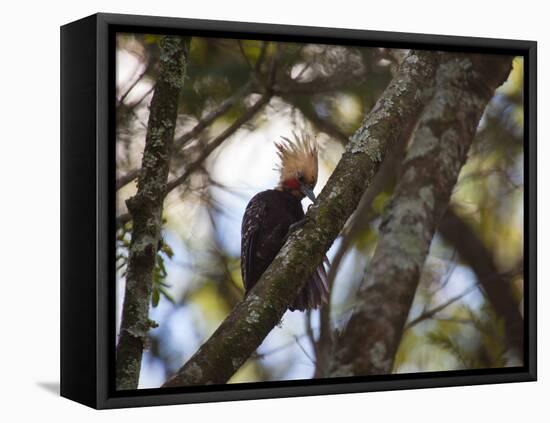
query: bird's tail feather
[{"left": 290, "top": 256, "right": 330, "bottom": 311}]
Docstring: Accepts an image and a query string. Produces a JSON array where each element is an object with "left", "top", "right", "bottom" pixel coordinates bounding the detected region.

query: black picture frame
[{"left": 60, "top": 12, "right": 537, "bottom": 409}]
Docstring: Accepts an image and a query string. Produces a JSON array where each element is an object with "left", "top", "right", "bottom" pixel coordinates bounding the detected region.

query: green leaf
[{"left": 152, "top": 286, "right": 160, "bottom": 308}]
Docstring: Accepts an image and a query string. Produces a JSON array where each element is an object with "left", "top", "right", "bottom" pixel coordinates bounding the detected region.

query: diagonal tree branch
[
  {"left": 116, "top": 61, "right": 153, "bottom": 108},
  {"left": 165, "top": 93, "right": 271, "bottom": 193},
  {"left": 116, "top": 80, "right": 255, "bottom": 190},
  {"left": 115, "top": 35, "right": 189, "bottom": 390},
  {"left": 330, "top": 53, "right": 513, "bottom": 378},
  {"left": 116, "top": 92, "right": 271, "bottom": 227},
  {"left": 281, "top": 94, "right": 351, "bottom": 146},
  {"left": 439, "top": 207, "right": 524, "bottom": 359},
  {"left": 161, "top": 50, "right": 440, "bottom": 387}
]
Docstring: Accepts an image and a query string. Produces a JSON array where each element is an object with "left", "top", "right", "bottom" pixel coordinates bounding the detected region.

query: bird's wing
[{"left": 241, "top": 195, "right": 267, "bottom": 292}]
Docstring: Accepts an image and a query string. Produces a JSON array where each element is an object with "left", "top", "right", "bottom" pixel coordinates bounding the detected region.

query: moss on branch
[
  {"left": 116, "top": 36, "right": 189, "bottom": 390},
  {"left": 162, "top": 50, "right": 441, "bottom": 388}
]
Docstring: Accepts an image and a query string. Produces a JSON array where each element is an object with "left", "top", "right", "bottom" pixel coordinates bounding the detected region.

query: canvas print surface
[{"left": 114, "top": 32, "right": 524, "bottom": 390}]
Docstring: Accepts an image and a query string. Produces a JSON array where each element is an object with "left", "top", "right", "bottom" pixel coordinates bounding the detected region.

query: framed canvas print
[{"left": 60, "top": 13, "right": 537, "bottom": 409}]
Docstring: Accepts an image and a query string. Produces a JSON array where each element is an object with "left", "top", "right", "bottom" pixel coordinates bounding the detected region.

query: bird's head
[{"left": 275, "top": 132, "right": 318, "bottom": 202}]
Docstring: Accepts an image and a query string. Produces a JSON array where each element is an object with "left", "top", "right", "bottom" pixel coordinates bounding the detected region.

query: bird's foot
[
  {"left": 284, "top": 218, "right": 307, "bottom": 243},
  {"left": 283, "top": 222, "right": 302, "bottom": 245}
]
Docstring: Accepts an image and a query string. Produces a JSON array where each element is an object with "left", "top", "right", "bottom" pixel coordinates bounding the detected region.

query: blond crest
[{"left": 275, "top": 131, "right": 318, "bottom": 189}]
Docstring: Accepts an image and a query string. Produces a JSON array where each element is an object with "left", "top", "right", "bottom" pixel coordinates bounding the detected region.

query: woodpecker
[{"left": 240, "top": 132, "right": 329, "bottom": 311}]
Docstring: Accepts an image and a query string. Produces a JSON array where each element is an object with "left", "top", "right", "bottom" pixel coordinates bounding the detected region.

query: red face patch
[{"left": 284, "top": 178, "right": 300, "bottom": 190}]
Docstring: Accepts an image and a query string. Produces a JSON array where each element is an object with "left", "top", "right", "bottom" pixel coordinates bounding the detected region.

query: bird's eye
[{"left": 297, "top": 172, "right": 305, "bottom": 183}]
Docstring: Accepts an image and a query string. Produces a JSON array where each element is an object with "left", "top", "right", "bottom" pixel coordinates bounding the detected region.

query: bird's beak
[{"left": 300, "top": 184, "right": 316, "bottom": 203}]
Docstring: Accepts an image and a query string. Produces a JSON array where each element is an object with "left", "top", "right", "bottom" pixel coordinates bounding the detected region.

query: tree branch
[
  {"left": 165, "top": 93, "right": 271, "bottom": 193},
  {"left": 115, "top": 36, "right": 189, "bottom": 390},
  {"left": 116, "top": 61, "right": 152, "bottom": 108},
  {"left": 439, "top": 207, "right": 524, "bottom": 359},
  {"left": 282, "top": 95, "right": 351, "bottom": 146},
  {"left": 161, "top": 50, "right": 440, "bottom": 387},
  {"left": 116, "top": 92, "right": 271, "bottom": 226},
  {"left": 116, "top": 80, "right": 254, "bottom": 190},
  {"left": 330, "top": 53, "right": 513, "bottom": 377}
]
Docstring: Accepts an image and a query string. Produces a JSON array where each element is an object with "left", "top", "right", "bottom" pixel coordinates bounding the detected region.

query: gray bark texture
[
  {"left": 116, "top": 36, "right": 189, "bottom": 390},
  {"left": 162, "top": 50, "right": 440, "bottom": 388},
  {"left": 330, "top": 53, "right": 513, "bottom": 378}
]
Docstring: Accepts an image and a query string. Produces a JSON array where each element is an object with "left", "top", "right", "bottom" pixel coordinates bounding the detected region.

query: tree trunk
[
  {"left": 162, "top": 50, "right": 440, "bottom": 387},
  {"left": 116, "top": 36, "right": 189, "bottom": 390},
  {"left": 330, "top": 53, "right": 513, "bottom": 378}
]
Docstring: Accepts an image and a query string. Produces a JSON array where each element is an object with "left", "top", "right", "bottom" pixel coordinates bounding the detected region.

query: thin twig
[
  {"left": 237, "top": 40, "right": 254, "bottom": 72},
  {"left": 251, "top": 331, "right": 311, "bottom": 360},
  {"left": 404, "top": 285, "right": 479, "bottom": 331},
  {"left": 254, "top": 42, "right": 268, "bottom": 72},
  {"left": 293, "top": 335, "right": 316, "bottom": 366},
  {"left": 117, "top": 62, "right": 151, "bottom": 107},
  {"left": 305, "top": 310, "right": 319, "bottom": 360}
]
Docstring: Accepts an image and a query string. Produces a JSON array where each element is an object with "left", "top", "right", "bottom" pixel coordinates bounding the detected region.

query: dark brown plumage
[{"left": 240, "top": 132, "right": 329, "bottom": 311}]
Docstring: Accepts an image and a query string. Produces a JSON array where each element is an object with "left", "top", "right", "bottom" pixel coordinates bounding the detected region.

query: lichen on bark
[
  {"left": 116, "top": 35, "right": 189, "bottom": 390},
  {"left": 162, "top": 50, "right": 440, "bottom": 388},
  {"left": 330, "top": 53, "right": 513, "bottom": 377}
]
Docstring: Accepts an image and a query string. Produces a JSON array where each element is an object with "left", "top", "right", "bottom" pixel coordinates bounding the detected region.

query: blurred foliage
[
  {"left": 425, "top": 303, "right": 508, "bottom": 369},
  {"left": 115, "top": 32, "right": 524, "bottom": 387}
]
